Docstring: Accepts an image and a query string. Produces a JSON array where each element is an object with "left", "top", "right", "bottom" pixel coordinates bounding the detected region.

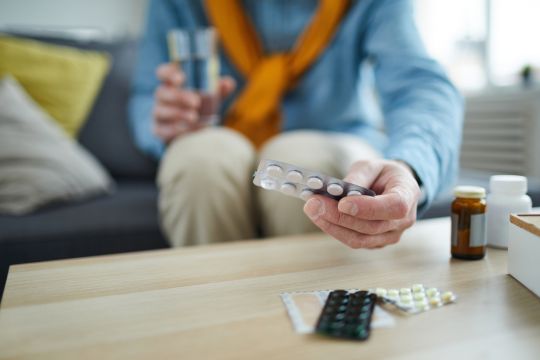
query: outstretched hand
[{"left": 303, "top": 159, "right": 421, "bottom": 248}]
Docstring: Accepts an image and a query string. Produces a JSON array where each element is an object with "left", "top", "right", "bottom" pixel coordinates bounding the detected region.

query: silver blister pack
[
  {"left": 253, "top": 159, "right": 376, "bottom": 201},
  {"left": 369, "top": 284, "right": 457, "bottom": 314}
]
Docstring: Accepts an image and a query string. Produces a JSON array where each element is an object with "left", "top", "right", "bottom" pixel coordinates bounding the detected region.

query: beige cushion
[{"left": 0, "top": 75, "right": 114, "bottom": 215}]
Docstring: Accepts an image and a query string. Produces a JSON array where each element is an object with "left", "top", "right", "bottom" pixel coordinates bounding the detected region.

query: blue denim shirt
[{"left": 129, "top": 0, "right": 463, "bottom": 208}]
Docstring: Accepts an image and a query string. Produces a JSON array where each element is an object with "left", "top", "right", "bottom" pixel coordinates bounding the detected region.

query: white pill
[
  {"left": 412, "top": 284, "right": 424, "bottom": 293},
  {"left": 347, "top": 190, "right": 363, "bottom": 196},
  {"left": 375, "top": 288, "right": 387, "bottom": 297},
  {"left": 307, "top": 176, "right": 324, "bottom": 190},
  {"left": 413, "top": 292, "right": 426, "bottom": 301},
  {"left": 415, "top": 302, "right": 430, "bottom": 312},
  {"left": 429, "top": 297, "right": 442, "bottom": 307},
  {"left": 266, "top": 164, "right": 283, "bottom": 177},
  {"left": 400, "top": 294, "right": 413, "bottom": 303},
  {"left": 260, "top": 178, "right": 277, "bottom": 190},
  {"left": 426, "top": 288, "right": 439, "bottom": 297},
  {"left": 286, "top": 170, "right": 303, "bottom": 183},
  {"left": 387, "top": 289, "right": 399, "bottom": 297},
  {"left": 441, "top": 291, "right": 456, "bottom": 303},
  {"left": 414, "top": 297, "right": 428, "bottom": 305},
  {"left": 299, "top": 189, "right": 314, "bottom": 201},
  {"left": 327, "top": 183, "right": 344, "bottom": 196},
  {"left": 280, "top": 183, "right": 296, "bottom": 195},
  {"left": 400, "top": 288, "right": 412, "bottom": 295}
]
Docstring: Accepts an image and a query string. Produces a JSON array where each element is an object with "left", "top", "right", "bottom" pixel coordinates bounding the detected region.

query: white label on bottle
[
  {"left": 451, "top": 213, "right": 486, "bottom": 247},
  {"left": 469, "top": 213, "right": 487, "bottom": 247}
]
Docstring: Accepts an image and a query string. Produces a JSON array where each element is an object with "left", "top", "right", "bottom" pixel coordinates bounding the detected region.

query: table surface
[{"left": 1, "top": 217, "right": 539, "bottom": 360}]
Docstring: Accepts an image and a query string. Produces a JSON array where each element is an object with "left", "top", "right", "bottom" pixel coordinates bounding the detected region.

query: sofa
[{"left": 1, "top": 34, "right": 539, "bottom": 299}]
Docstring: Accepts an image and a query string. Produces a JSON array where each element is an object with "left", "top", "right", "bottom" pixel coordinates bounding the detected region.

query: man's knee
[
  {"left": 157, "top": 127, "right": 257, "bottom": 246},
  {"left": 158, "top": 127, "right": 256, "bottom": 190}
]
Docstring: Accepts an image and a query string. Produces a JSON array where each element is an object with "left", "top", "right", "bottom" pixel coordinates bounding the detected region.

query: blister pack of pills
[
  {"left": 253, "top": 159, "right": 376, "bottom": 201},
  {"left": 280, "top": 291, "right": 395, "bottom": 334},
  {"left": 369, "top": 284, "right": 457, "bottom": 314},
  {"left": 315, "top": 290, "right": 377, "bottom": 341}
]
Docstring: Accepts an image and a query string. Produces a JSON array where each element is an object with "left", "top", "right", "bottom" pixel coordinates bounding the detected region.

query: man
[{"left": 129, "top": 0, "right": 463, "bottom": 248}]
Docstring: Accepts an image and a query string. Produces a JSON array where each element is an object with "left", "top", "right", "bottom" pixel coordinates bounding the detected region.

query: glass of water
[{"left": 167, "top": 28, "right": 220, "bottom": 125}]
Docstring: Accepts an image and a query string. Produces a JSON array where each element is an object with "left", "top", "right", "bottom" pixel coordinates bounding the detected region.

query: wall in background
[{"left": 0, "top": 0, "right": 149, "bottom": 40}]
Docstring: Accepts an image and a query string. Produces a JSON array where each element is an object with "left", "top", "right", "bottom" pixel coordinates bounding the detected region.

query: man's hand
[
  {"left": 303, "top": 159, "right": 421, "bottom": 249},
  {"left": 153, "top": 63, "right": 236, "bottom": 143}
]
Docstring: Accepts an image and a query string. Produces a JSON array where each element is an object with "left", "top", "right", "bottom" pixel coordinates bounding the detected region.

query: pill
[
  {"left": 429, "top": 297, "right": 442, "bottom": 307},
  {"left": 347, "top": 190, "right": 363, "bottom": 196},
  {"left": 414, "top": 298, "right": 428, "bottom": 306},
  {"left": 426, "top": 288, "right": 439, "bottom": 297},
  {"left": 413, "top": 292, "right": 426, "bottom": 301},
  {"left": 260, "top": 178, "right": 277, "bottom": 190},
  {"left": 375, "top": 288, "right": 387, "bottom": 297},
  {"left": 400, "top": 294, "right": 413, "bottom": 303},
  {"left": 327, "top": 183, "right": 344, "bottom": 196},
  {"left": 286, "top": 170, "right": 303, "bottom": 183},
  {"left": 300, "top": 189, "right": 314, "bottom": 201},
  {"left": 441, "top": 291, "right": 455, "bottom": 303},
  {"left": 307, "top": 176, "right": 324, "bottom": 190},
  {"left": 412, "top": 284, "right": 424, "bottom": 293},
  {"left": 387, "top": 289, "right": 399, "bottom": 297},
  {"left": 400, "top": 288, "right": 412, "bottom": 295},
  {"left": 415, "top": 302, "right": 430, "bottom": 312},
  {"left": 266, "top": 164, "right": 283, "bottom": 177},
  {"left": 280, "top": 183, "right": 296, "bottom": 195}
]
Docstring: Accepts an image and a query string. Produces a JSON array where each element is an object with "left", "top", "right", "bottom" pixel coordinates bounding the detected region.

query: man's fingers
[
  {"left": 156, "top": 63, "right": 185, "bottom": 86},
  {"left": 155, "top": 86, "right": 201, "bottom": 109},
  {"left": 337, "top": 192, "right": 412, "bottom": 220},
  {"left": 304, "top": 196, "right": 399, "bottom": 235},
  {"left": 219, "top": 76, "right": 236, "bottom": 98},
  {"left": 153, "top": 105, "right": 199, "bottom": 124},
  {"left": 306, "top": 213, "right": 401, "bottom": 249},
  {"left": 153, "top": 122, "right": 182, "bottom": 143}
]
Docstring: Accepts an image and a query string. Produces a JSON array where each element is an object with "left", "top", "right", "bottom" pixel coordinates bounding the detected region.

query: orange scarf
[{"left": 205, "top": 0, "right": 350, "bottom": 147}]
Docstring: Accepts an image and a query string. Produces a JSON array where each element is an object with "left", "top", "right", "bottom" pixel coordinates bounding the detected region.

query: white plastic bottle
[{"left": 486, "top": 175, "right": 532, "bottom": 248}]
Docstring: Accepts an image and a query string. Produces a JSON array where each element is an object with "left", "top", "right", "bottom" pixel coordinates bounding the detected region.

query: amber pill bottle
[{"left": 451, "top": 186, "right": 487, "bottom": 260}]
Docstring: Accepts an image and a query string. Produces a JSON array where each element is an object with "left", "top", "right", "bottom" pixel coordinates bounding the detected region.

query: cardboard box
[{"left": 508, "top": 214, "right": 540, "bottom": 297}]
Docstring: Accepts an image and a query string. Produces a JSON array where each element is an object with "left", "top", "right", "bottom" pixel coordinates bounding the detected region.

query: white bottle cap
[
  {"left": 489, "top": 175, "right": 528, "bottom": 195},
  {"left": 454, "top": 186, "right": 485, "bottom": 199}
]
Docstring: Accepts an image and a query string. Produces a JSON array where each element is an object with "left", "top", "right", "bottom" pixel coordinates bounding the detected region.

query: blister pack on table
[
  {"left": 253, "top": 159, "right": 376, "bottom": 201},
  {"left": 370, "top": 284, "right": 457, "bottom": 314},
  {"left": 280, "top": 285, "right": 457, "bottom": 341},
  {"left": 315, "top": 290, "right": 377, "bottom": 341}
]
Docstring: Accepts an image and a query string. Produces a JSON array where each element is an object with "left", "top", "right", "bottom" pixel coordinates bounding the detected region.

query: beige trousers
[{"left": 157, "top": 127, "right": 380, "bottom": 247}]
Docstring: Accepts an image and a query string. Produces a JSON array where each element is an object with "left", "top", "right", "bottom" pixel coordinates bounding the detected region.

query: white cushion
[{"left": 0, "top": 75, "right": 114, "bottom": 214}]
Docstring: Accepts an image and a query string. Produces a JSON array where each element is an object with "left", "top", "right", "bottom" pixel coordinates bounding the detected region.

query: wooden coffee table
[{"left": 1, "top": 217, "right": 539, "bottom": 359}]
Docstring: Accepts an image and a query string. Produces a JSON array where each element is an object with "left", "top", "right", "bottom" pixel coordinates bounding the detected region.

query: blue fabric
[{"left": 129, "top": 0, "right": 463, "bottom": 208}]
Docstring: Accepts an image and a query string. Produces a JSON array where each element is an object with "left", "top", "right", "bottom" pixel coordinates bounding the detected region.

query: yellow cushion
[{"left": 0, "top": 36, "right": 110, "bottom": 137}]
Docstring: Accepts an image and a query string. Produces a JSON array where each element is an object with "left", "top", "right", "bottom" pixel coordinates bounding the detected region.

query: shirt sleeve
[
  {"left": 364, "top": 0, "right": 464, "bottom": 213},
  {"left": 128, "top": 0, "right": 183, "bottom": 159}
]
